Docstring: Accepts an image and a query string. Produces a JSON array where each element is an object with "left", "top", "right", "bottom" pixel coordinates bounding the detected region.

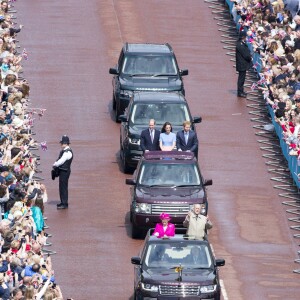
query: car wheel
[
  {"left": 122, "top": 150, "right": 131, "bottom": 174},
  {"left": 112, "top": 93, "right": 116, "bottom": 110},
  {"left": 132, "top": 222, "right": 141, "bottom": 239},
  {"left": 215, "top": 290, "right": 221, "bottom": 300},
  {"left": 130, "top": 210, "right": 133, "bottom": 223},
  {"left": 115, "top": 104, "right": 121, "bottom": 123},
  {"left": 134, "top": 290, "right": 143, "bottom": 300}
]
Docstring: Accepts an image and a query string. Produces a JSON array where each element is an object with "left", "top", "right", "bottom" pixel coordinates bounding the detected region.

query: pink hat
[{"left": 160, "top": 212, "right": 171, "bottom": 221}]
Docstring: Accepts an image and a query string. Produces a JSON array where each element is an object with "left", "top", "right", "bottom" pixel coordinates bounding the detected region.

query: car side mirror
[
  {"left": 215, "top": 259, "right": 225, "bottom": 267},
  {"left": 126, "top": 178, "right": 136, "bottom": 185},
  {"left": 203, "top": 179, "right": 213, "bottom": 186},
  {"left": 118, "top": 115, "right": 127, "bottom": 122},
  {"left": 193, "top": 116, "right": 202, "bottom": 124},
  {"left": 180, "top": 69, "right": 189, "bottom": 76},
  {"left": 131, "top": 256, "right": 141, "bottom": 265},
  {"left": 109, "top": 67, "right": 119, "bottom": 75}
]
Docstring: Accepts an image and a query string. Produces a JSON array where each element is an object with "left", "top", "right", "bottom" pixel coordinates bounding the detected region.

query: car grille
[
  {"left": 159, "top": 284, "right": 199, "bottom": 296},
  {"left": 151, "top": 204, "right": 190, "bottom": 215}
]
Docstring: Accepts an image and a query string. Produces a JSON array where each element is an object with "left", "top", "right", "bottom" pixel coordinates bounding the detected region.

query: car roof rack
[{"left": 143, "top": 151, "right": 194, "bottom": 160}]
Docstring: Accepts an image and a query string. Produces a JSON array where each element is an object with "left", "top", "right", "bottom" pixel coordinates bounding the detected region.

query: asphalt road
[{"left": 15, "top": 0, "right": 300, "bottom": 299}]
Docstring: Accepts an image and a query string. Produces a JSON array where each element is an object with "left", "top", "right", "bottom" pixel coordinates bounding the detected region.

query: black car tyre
[
  {"left": 132, "top": 222, "right": 141, "bottom": 239},
  {"left": 215, "top": 290, "right": 221, "bottom": 300},
  {"left": 112, "top": 93, "right": 116, "bottom": 110},
  {"left": 134, "top": 290, "right": 143, "bottom": 300},
  {"left": 121, "top": 150, "right": 132, "bottom": 174},
  {"left": 115, "top": 103, "right": 121, "bottom": 123}
]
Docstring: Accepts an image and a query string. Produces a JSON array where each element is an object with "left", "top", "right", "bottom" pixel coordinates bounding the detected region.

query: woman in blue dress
[{"left": 159, "top": 122, "right": 176, "bottom": 151}]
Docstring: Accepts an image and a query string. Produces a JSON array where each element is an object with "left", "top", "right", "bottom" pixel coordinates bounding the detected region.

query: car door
[
  {"left": 113, "top": 49, "right": 125, "bottom": 101},
  {"left": 120, "top": 102, "right": 131, "bottom": 150}
]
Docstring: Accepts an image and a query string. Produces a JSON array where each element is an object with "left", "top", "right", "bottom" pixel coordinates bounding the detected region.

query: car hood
[
  {"left": 119, "top": 76, "right": 182, "bottom": 91},
  {"left": 142, "top": 268, "right": 216, "bottom": 285},
  {"left": 136, "top": 186, "right": 205, "bottom": 201}
]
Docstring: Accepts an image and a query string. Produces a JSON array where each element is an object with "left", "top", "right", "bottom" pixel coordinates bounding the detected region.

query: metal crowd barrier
[{"left": 205, "top": 0, "right": 300, "bottom": 274}]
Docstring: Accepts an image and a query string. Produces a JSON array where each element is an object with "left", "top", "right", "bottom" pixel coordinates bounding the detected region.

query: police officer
[
  {"left": 53, "top": 135, "right": 73, "bottom": 209},
  {"left": 236, "top": 30, "right": 252, "bottom": 98}
]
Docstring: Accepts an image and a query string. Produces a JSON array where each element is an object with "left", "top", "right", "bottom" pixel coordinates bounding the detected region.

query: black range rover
[
  {"left": 109, "top": 43, "right": 188, "bottom": 121},
  {"left": 131, "top": 230, "right": 225, "bottom": 300},
  {"left": 119, "top": 91, "right": 201, "bottom": 173}
]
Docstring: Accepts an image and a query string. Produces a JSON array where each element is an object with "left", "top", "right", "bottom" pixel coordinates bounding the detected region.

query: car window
[
  {"left": 144, "top": 242, "right": 212, "bottom": 269},
  {"left": 130, "top": 103, "right": 190, "bottom": 126},
  {"left": 138, "top": 163, "right": 200, "bottom": 186},
  {"left": 122, "top": 55, "right": 177, "bottom": 75}
]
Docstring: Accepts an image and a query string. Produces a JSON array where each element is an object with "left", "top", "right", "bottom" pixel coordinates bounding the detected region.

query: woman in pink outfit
[{"left": 153, "top": 212, "right": 175, "bottom": 238}]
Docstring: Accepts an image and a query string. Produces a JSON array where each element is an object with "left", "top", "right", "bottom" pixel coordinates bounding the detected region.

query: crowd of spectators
[
  {"left": 0, "top": 1, "right": 65, "bottom": 299},
  {"left": 230, "top": 0, "right": 300, "bottom": 171}
]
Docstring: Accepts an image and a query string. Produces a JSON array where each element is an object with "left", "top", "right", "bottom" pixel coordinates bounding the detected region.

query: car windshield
[
  {"left": 144, "top": 242, "right": 212, "bottom": 269},
  {"left": 129, "top": 103, "right": 190, "bottom": 126},
  {"left": 138, "top": 163, "right": 200, "bottom": 186},
  {"left": 122, "top": 55, "right": 177, "bottom": 76}
]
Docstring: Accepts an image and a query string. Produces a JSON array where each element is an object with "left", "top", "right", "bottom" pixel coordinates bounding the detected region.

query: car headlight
[
  {"left": 135, "top": 203, "right": 151, "bottom": 213},
  {"left": 120, "top": 89, "right": 133, "bottom": 98},
  {"left": 200, "top": 285, "right": 216, "bottom": 293},
  {"left": 141, "top": 283, "right": 158, "bottom": 292},
  {"left": 129, "top": 137, "right": 140, "bottom": 145}
]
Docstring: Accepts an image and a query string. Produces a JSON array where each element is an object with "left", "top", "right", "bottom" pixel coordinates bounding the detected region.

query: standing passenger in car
[
  {"left": 159, "top": 122, "right": 176, "bottom": 151},
  {"left": 153, "top": 212, "right": 175, "bottom": 238},
  {"left": 140, "top": 119, "right": 160, "bottom": 152},
  {"left": 176, "top": 120, "right": 198, "bottom": 159},
  {"left": 183, "top": 204, "right": 212, "bottom": 239}
]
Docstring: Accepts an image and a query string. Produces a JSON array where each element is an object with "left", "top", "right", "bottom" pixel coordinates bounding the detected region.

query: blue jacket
[
  {"left": 0, "top": 285, "right": 10, "bottom": 300},
  {"left": 31, "top": 206, "right": 44, "bottom": 232},
  {"left": 24, "top": 266, "right": 55, "bottom": 282}
]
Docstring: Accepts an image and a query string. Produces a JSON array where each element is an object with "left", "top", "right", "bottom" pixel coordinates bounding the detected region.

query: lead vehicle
[
  {"left": 109, "top": 43, "right": 188, "bottom": 121},
  {"left": 131, "top": 230, "right": 225, "bottom": 299},
  {"left": 126, "top": 152, "right": 212, "bottom": 238}
]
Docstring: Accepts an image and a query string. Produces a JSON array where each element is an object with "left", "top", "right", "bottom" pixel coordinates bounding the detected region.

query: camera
[{"left": 20, "top": 129, "right": 31, "bottom": 134}]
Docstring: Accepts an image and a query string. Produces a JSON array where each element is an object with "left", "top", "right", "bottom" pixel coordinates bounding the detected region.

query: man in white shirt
[{"left": 53, "top": 135, "right": 73, "bottom": 209}]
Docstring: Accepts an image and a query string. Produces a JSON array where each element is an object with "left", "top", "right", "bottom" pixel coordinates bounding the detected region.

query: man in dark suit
[
  {"left": 140, "top": 119, "right": 160, "bottom": 152},
  {"left": 236, "top": 30, "right": 252, "bottom": 98},
  {"left": 176, "top": 121, "right": 198, "bottom": 158}
]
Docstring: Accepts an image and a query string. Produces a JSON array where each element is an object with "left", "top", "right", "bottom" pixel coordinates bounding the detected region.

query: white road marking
[
  {"left": 210, "top": 244, "right": 229, "bottom": 299},
  {"left": 220, "top": 279, "right": 229, "bottom": 300}
]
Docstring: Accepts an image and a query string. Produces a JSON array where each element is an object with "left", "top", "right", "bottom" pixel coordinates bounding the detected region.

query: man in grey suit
[{"left": 176, "top": 120, "right": 198, "bottom": 159}]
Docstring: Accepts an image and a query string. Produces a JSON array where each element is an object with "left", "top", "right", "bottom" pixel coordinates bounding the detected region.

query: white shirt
[{"left": 53, "top": 146, "right": 72, "bottom": 167}]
